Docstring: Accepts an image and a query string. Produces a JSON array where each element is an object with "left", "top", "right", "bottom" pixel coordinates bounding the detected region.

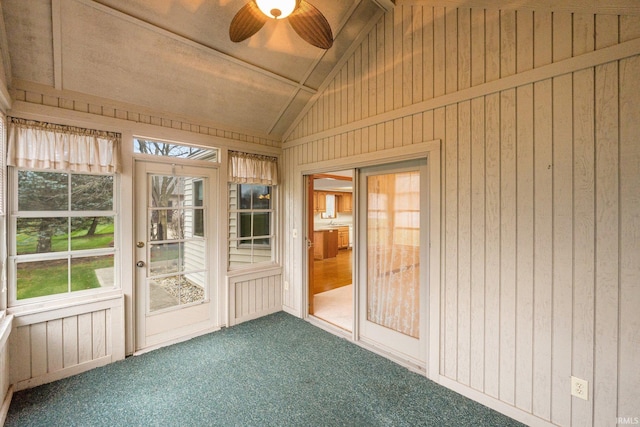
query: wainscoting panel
[
  {"left": 227, "top": 268, "right": 282, "bottom": 326},
  {"left": 9, "top": 295, "right": 124, "bottom": 391}
]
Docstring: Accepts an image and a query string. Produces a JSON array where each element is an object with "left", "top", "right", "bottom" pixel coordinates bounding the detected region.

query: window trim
[
  {"left": 228, "top": 183, "right": 276, "bottom": 270},
  {"left": 8, "top": 167, "right": 119, "bottom": 307}
]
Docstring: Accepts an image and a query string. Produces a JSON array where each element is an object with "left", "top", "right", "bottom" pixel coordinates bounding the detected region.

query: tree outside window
[{"left": 12, "top": 170, "right": 116, "bottom": 301}]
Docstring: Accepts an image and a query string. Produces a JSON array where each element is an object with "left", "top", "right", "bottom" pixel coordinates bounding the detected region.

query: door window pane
[
  {"left": 367, "top": 171, "right": 421, "bottom": 338},
  {"left": 150, "top": 242, "right": 183, "bottom": 275},
  {"left": 149, "top": 275, "right": 205, "bottom": 311}
]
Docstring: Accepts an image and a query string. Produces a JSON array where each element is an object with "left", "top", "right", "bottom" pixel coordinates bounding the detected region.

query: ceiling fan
[{"left": 229, "top": 0, "right": 333, "bottom": 49}]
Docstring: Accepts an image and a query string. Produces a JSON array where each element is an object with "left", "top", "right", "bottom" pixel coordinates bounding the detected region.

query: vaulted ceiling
[
  {"left": 0, "top": 0, "right": 387, "bottom": 139},
  {"left": 2, "top": 0, "right": 638, "bottom": 141}
]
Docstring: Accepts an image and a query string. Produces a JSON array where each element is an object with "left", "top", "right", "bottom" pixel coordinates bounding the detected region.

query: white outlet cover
[{"left": 571, "top": 376, "right": 589, "bottom": 400}]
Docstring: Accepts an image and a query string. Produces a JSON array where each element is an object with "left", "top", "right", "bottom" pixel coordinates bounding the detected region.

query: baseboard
[
  {"left": 437, "top": 376, "right": 556, "bottom": 427},
  {"left": 0, "top": 385, "right": 13, "bottom": 425},
  {"left": 229, "top": 306, "right": 281, "bottom": 327},
  {"left": 134, "top": 325, "right": 220, "bottom": 356}
]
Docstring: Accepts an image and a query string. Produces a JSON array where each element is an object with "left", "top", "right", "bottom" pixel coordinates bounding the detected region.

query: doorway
[
  {"left": 307, "top": 171, "right": 354, "bottom": 331},
  {"left": 134, "top": 160, "right": 218, "bottom": 351}
]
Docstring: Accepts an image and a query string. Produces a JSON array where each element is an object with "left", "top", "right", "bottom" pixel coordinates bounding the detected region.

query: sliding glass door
[{"left": 358, "top": 159, "right": 428, "bottom": 364}]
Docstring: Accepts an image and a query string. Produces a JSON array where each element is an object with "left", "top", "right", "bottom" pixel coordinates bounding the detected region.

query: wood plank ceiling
[{"left": 0, "top": 0, "right": 386, "bottom": 139}]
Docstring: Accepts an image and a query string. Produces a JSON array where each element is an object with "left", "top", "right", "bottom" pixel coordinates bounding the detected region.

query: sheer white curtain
[
  {"left": 228, "top": 150, "right": 278, "bottom": 185},
  {"left": 367, "top": 171, "right": 421, "bottom": 338},
  {"left": 7, "top": 118, "right": 121, "bottom": 173}
]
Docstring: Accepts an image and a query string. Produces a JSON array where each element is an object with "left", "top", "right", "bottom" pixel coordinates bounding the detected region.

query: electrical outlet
[
  {"left": 292, "top": 229, "right": 298, "bottom": 238},
  {"left": 284, "top": 281, "right": 289, "bottom": 291},
  {"left": 571, "top": 376, "right": 589, "bottom": 400}
]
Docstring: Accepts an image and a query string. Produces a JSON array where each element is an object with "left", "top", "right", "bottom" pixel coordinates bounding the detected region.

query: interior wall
[
  {"left": 5, "top": 82, "right": 282, "bottom": 363},
  {"left": 281, "top": 6, "right": 640, "bottom": 426}
]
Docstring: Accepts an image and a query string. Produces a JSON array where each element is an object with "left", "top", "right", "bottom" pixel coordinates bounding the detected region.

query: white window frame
[
  {"left": 8, "top": 168, "right": 119, "bottom": 307},
  {"left": 228, "top": 183, "right": 276, "bottom": 269}
]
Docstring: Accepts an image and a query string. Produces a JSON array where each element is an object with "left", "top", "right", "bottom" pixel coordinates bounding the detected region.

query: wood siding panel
[
  {"left": 593, "top": 60, "right": 619, "bottom": 427},
  {"left": 457, "top": 100, "right": 471, "bottom": 386},
  {"left": 46, "top": 319, "right": 64, "bottom": 373},
  {"left": 532, "top": 78, "right": 553, "bottom": 421},
  {"left": 63, "top": 316, "right": 79, "bottom": 368},
  {"left": 499, "top": 88, "right": 517, "bottom": 406},
  {"left": 551, "top": 73, "right": 574, "bottom": 427},
  {"left": 515, "top": 84, "right": 534, "bottom": 413},
  {"left": 444, "top": 103, "right": 458, "bottom": 380},
  {"left": 572, "top": 67, "right": 596, "bottom": 427},
  {"left": 469, "top": 96, "right": 485, "bottom": 393},
  {"left": 483, "top": 92, "right": 501, "bottom": 400}
]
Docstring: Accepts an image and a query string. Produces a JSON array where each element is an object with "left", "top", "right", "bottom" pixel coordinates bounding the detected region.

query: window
[
  {"left": 10, "top": 170, "right": 116, "bottom": 302},
  {"left": 228, "top": 184, "right": 274, "bottom": 268},
  {"left": 134, "top": 138, "right": 218, "bottom": 162}
]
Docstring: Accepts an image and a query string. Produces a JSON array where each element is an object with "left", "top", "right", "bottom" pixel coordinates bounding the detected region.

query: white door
[
  {"left": 135, "top": 161, "right": 218, "bottom": 351},
  {"left": 358, "top": 159, "right": 428, "bottom": 365}
]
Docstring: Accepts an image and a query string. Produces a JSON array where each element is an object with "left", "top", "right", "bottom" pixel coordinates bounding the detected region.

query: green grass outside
[
  {"left": 16, "top": 223, "right": 115, "bottom": 300},
  {"left": 17, "top": 257, "right": 113, "bottom": 300},
  {"left": 16, "top": 223, "right": 114, "bottom": 254}
]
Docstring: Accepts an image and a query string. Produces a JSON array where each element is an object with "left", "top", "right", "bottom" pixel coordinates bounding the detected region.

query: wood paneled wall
[
  {"left": 282, "top": 6, "right": 640, "bottom": 426},
  {"left": 9, "top": 295, "right": 124, "bottom": 391},
  {"left": 227, "top": 268, "right": 282, "bottom": 326}
]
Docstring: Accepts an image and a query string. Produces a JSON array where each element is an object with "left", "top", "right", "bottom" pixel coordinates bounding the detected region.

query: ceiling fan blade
[
  {"left": 288, "top": 1, "right": 333, "bottom": 49},
  {"left": 229, "top": 2, "right": 267, "bottom": 43}
]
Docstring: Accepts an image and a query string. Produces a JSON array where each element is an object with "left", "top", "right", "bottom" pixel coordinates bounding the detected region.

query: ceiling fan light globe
[{"left": 255, "top": 0, "right": 297, "bottom": 19}]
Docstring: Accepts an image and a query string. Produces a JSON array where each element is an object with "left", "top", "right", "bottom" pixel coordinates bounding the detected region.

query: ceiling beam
[
  {"left": 282, "top": 4, "right": 386, "bottom": 140},
  {"left": 399, "top": 0, "right": 640, "bottom": 15},
  {"left": 266, "top": 0, "right": 365, "bottom": 135}
]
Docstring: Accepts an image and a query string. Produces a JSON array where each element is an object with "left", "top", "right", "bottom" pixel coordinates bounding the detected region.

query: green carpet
[{"left": 6, "top": 312, "right": 523, "bottom": 426}]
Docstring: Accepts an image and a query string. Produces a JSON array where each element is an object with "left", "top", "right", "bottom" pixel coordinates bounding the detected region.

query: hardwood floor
[{"left": 313, "top": 248, "right": 352, "bottom": 294}]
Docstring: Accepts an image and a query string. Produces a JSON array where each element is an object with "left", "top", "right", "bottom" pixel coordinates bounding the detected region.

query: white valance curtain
[
  {"left": 228, "top": 150, "right": 278, "bottom": 185},
  {"left": 7, "top": 117, "right": 121, "bottom": 173}
]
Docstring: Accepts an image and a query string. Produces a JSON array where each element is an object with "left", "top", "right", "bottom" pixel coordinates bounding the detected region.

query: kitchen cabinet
[
  {"left": 338, "top": 227, "right": 349, "bottom": 249},
  {"left": 337, "top": 192, "right": 352, "bottom": 213},
  {"left": 314, "top": 229, "right": 338, "bottom": 259},
  {"left": 314, "top": 191, "right": 326, "bottom": 213}
]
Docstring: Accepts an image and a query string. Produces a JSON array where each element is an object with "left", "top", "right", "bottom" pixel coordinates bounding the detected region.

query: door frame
[
  {"left": 299, "top": 141, "right": 441, "bottom": 379},
  {"left": 133, "top": 158, "right": 221, "bottom": 353}
]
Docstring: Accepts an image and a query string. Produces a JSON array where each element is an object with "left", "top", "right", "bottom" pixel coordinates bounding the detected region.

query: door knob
[{"left": 136, "top": 261, "right": 145, "bottom": 268}]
